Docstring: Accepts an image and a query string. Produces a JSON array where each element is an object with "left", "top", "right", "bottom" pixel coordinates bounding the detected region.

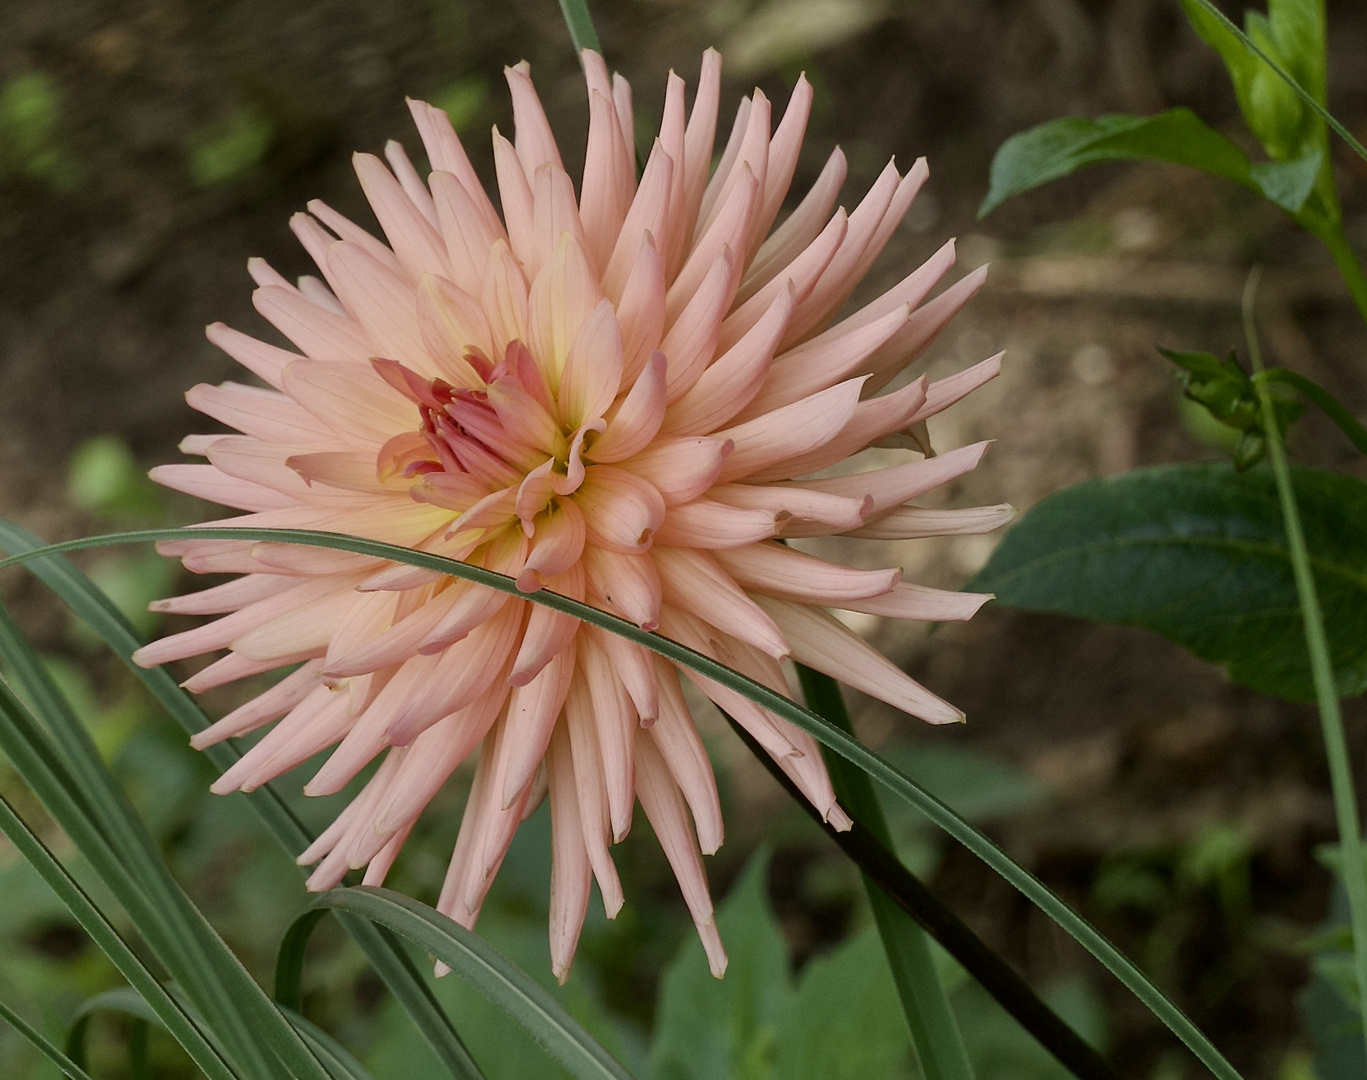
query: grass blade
[
  {"left": 0, "top": 996, "right": 97, "bottom": 1080},
  {"left": 0, "top": 792, "right": 239, "bottom": 1080},
  {"left": 557, "top": 0, "right": 601, "bottom": 54},
  {"left": 0, "top": 617, "right": 328, "bottom": 1080},
  {"left": 309, "top": 888, "right": 635, "bottom": 1080},
  {"left": 1183, "top": 0, "right": 1366, "bottom": 163},
  {"left": 798, "top": 666, "right": 974, "bottom": 1080},
  {"left": 0, "top": 525, "right": 1242, "bottom": 1078},
  {"left": 1246, "top": 272, "right": 1367, "bottom": 1066},
  {"left": 726, "top": 714, "right": 1120, "bottom": 1080},
  {"left": 0, "top": 521, "right": 485, "bottom": 1080}
]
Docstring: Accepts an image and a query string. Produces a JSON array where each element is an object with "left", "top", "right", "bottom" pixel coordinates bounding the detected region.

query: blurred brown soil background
[{"left": 2, "top": 0, "right": 1367, "bottom": 1075}]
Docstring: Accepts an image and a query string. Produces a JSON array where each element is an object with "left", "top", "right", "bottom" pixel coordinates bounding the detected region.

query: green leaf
[
  {"left": 1180, "top": 0, "right": 1325, "bottom": 162},
  {"left": 1, "top": 995, "right": 97, "bottom": 1080},
  {"left": 771, "top": 928, "right": 913, "bottom": 1080},
  {"left": 309, "top": 888, "right": 634, "bottom": 1080},
  {"left": 0, "top": 520, "right": 484, "bottom": 1080},
  {"left": 980, "top": 109, "right": 1253, "bottom": 216},
  {"left": 0, "top": 523, "right": 1246, "bottom": 1080},
  {"left": 800, "top": 669, "right": 973, "bottom": 1080},
  {"left": 1250, "top": 150, "right": 1322, "bottom": 212},
  {"left": 652, "top": 850, "right": 791, "bottom": 1080},
  {"left": 0, "top": 790, "right": 240, "bottom": 1080},
  {"left": 556, "top": 0, "right": 601, "bottom": 54},
  {"left": 967, "top": 463, "right": 1367, "bottom": 701}
]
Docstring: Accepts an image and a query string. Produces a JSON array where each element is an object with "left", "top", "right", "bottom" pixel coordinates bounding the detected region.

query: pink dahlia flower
[{"left": 135, "top": 50, "right": 1007, "bottom": 981}]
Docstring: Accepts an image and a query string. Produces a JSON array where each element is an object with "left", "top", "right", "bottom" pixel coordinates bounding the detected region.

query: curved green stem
[
  {"left": 1252, "top": 368, "right": 1367, "bottom": 455},
  {"left": 1245, "top": 271, "right": 1367, "bottom": 1066}
]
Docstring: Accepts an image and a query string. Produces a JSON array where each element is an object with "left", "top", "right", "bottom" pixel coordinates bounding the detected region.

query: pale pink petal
[
  {"left": 739, "top": 146, "right": 846, "bottom": 303},
  {"left": 547, "top": 722, "right": 594, "bottom": 982},
  {"left": 590, "top": 351, "right": 668, "bottom": 463},
  {"left": 635, "top": 730, "right": 726, "bottom": 978},
  {"left": 579, "top": 634, "right": 636, "bottom": 842},
  {"left": 582, "top": 546, "right": 661, "bottom": 631},
  {"left": 430, "top": 170, "right": 504, "bottom": 297},
  {"left": 801, "top": 441, "right": 991, "bottom": 514},
  {"left": 500, "top": 644, "right": 577, "bottom": 806},
  {"left": 651, "top": 501, "right": 779, "bottom": 549},
  {"left": 589, "top": 626, "right": 659, "bottom": 725},
  {"left": 754, "top": 595, "right": 964, "bottom": 724},
  {"left": 612, "top": 235, "right": 667, "bottom": 382},
  {"left": 190, "top": 660, "right": 325, "bottom": 748},
  {"left": 620, "top": 436, "right": 731, "bottom": 505},
  {"left": 714, "top": 209, "right": 846, "bottom": 357},
  {"left": 663, "top": 285, "right": 793, "bottom": 437},
  {"left": 206, "top": 322, "right": 299, "bottom": 390},
  {"left": 712, "top": 377, "right": 865, "bottom": 484},
  {"left": 653, "top": 546, "right": 789, "bottom": 659},
  {"left": 659, "top": 249, "right": 738, "bottom": 403},
  {"left": 563, "top": 676, "right": 624, "bottom": 917},
  {"left": 713, "top": 543, "right": 899, "bottom": 604},
  {"left": 353, "top": 152, "right": 450, "bottom": 280},
  {"left": 849, "top": 503, "right": 1016, "bottom": 540},
  {"left": 839, "top": 582, "right": 995, "bottom": 622},
  {"left": 650, "top": 658, "right": 723, "bottom": 854},
  {"left": 506, "top": 62, "right": 564, "bottom": 176},
  {"left": 253, "top": 285, "right": 373, "bottom": 365}
]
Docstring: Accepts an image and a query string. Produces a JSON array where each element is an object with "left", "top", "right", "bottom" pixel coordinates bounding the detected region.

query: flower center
[{"left": 370, "top": 344, "right": 612, "bottom": 591}]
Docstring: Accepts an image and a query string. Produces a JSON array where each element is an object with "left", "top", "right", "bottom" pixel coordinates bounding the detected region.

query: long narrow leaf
[
  {"left": 557, "top": 0, "right": 601, "bottom": 53},
  {"left": 1246, "top": 277, "right": 1367, "bottom": 1065},
  {"left": 726, "top": 715, "right": 1120, "bottom": 1080},
  {"left": 0, "top": 791, "right": 240, "bottom": 1080},
  {"left": 304, "top": 888, "right": 635, "bottom": 1080},
  {"left": 1183, "top": 0, "right": 1367, "bottom": 163},
  {"left": 0, "top": 676, "right": 326, "bottom": 1080},
  {"left": 0, "top": 525, "right": 1243, "bottom": 1078},
  {"left": 799, "top": 667, "right": 973, "bottom": 1080},
  {"left": 70, "top": 985, "right": 378, "bottom": 1080},
  {"left": 0, "top": 996, "right": 97, "bottom": 1080},
  {"left": 0, "top": 608, "right": 297, "bottom": 1080},
  {"left": 1255, "top": 368, "right": 1367, "bottom": 455},
  {"left": 0, "top": 521, "right": 485, "bottom": 1080}
]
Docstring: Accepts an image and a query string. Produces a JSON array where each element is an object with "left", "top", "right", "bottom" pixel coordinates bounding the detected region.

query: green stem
[
  {"left": 1244, "top": 271, "right": 1367, "bottom": 1067},
  {"left": 1317, "top": 224, "right": 1367, "bottom": 330},
  {"left": 725, "top": 715, "right": 1121, "bottom": 1080},
  {"left": 556, "top": 0, "right": 601, "bottom": 55},
  {"left": 798, "top": 666, "right": 975, "bottom": 1080}
]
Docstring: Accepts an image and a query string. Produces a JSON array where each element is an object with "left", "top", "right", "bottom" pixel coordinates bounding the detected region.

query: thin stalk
[
  {"left": 0, "top": 526, "right": 1245, "bottom": 1080},
  {"left": 556, "top": 0, "right": 601, "bottom": 55},
  {"left": 798, "top": 667, "right": 974, "bottom": 1080},
  {"left": 1317, "top": 224, "right": 1367, "bottom": 329},
  {"left": 725, "top": 714, "right": 1122, "bottom": 1080},
  {"left": 1244, "top": 269, "right": 1367, "bottom": 1065},
  {"left": 1184, "top": 0, "right": 1367, "bottom": 164}
]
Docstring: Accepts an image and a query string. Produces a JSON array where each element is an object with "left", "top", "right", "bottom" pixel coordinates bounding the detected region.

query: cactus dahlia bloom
[{"left": 135, "top": 50, "right": 1007, "bottom": 981}]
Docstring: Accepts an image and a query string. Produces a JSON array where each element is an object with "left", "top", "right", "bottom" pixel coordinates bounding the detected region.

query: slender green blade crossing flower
[{"left": 135, "top": 51, "right": 1005, "bottom": 982}]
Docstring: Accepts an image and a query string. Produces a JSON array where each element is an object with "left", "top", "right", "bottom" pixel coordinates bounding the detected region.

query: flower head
[{"left": 135, "top": 50, "right": 1007, "bottom": 981}]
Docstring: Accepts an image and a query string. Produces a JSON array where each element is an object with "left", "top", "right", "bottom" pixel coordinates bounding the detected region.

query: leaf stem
[
  {"left": 1185, "top": 0, "right": 1367, "bottom": 164},
  {"left": 1316, "top": 223, "right": 1367, "bottom": 329},
  {"left": 556, "top": 0, "right": 601, "bottom": 55},
  {"left": 726, "top": 712, "right": 1122, "bottom": 1080},
  {"left": 798, "top": 667, "right": 975, "bottom": 1080},
  {"left": 1244, "top": 269, "right": 1367, "bottom": 1066}
]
